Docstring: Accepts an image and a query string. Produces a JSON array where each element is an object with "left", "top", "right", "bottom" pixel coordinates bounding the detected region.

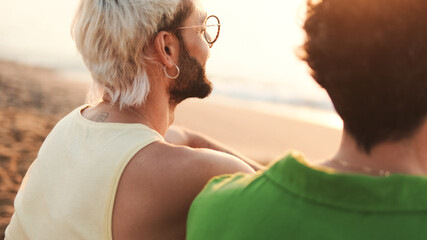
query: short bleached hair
[{"left": 72, "top": 0, "right": 192, "bottom": 108}]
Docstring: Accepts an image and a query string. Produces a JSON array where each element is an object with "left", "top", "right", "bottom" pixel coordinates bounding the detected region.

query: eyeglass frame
[{"left": 176, "top": 15, "right": 221, "bottom": 45}]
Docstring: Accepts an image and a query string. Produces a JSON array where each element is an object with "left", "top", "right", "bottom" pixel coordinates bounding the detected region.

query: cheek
[
  {"left": 187, "top": 37, "right": 210, "bottom": 66},
  {"left": 196, "top": 41, "right": 210, "bottom": 66},
  {"left": 199, "top": 43, "right": 210, "bottom": 65}
]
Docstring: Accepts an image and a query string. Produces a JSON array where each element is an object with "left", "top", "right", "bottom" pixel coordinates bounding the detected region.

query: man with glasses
[{"left": 5, "top": 0, "right": 260, "bottom": 239}]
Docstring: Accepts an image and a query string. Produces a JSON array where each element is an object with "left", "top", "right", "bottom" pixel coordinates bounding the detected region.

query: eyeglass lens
[{"left": 204, "top": 16, "right": 220, "bottom": 44}]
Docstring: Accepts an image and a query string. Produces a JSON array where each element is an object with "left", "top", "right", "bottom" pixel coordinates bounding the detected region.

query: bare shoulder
[
  {"left": 126, "top": 141, "right": 255, "bottom": 192},
  {"left": 182, "top": 146, "right": 256, "bottom": 176},
  {"left": 112, "top": 141, "right": 254, "bottom": 239},
  {"left": 126, "top": 140, "right": 255, "bottom": 213}
]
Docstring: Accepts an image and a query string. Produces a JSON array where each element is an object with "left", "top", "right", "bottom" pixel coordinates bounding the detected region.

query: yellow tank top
[{"left": 5, "top": 105, "right": 163, "bottom": 239}]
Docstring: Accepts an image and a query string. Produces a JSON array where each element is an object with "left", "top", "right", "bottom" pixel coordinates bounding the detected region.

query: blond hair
[{"left": 72, "top": 0, "right": 186, "bottom": 108}]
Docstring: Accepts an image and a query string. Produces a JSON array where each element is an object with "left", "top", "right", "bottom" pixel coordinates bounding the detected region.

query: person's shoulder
[
  {"left": 135, "top": 141, "right": 254, "bottom": 179},
  {"left": 120, "top": 140, "right": 254, "bottom": 204},
  {"left": 113, "top": 141, "right": 257, "bottom": 233}
]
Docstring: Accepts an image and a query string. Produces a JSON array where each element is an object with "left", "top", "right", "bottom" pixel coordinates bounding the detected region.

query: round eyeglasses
[{"left": 177, "top": 15, "right": 221, "bottom": 45}]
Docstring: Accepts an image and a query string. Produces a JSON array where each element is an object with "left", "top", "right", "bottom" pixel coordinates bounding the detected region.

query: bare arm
[
  {"left": 112, "top": 142, "right": 254, "bottom": 240},
  {"left": 165, "top": 125, "right": 265, "bottom": 171}
]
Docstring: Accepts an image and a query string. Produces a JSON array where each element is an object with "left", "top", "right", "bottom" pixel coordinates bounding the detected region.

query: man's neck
[
  {"left": 321, "top": 122, "right": 427, "bottom": 176},
  {"left": 98, "top": 77, "right": 176, "bottom": 136},
  {"left": 137, "top": 91, "right": 176, "bottom": 137}
]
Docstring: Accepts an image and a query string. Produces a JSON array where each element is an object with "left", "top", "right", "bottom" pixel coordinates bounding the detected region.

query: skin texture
[
  {"left": 320, "top": 120, "right": 427, "bottom": 177},
  {"left": 81, "top": 1, "right": 256, "bottom": 239}
]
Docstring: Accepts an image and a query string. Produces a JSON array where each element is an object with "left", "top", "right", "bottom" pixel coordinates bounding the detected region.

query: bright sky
[{"left": 203, "top": 0, "right": 311, "bottom": 85}]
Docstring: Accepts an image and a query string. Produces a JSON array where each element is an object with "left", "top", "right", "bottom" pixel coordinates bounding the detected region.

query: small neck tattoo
[
  {"left": 95, "top": 112, "right": 109, "bottom": 122},
  {"left": 101, "top": 101, "right": 155, "bottom": 130}
]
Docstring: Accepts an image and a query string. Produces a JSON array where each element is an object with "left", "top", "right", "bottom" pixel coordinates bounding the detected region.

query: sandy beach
[
  {"left": 0, "top": 60, "right": 88, "bottom": 236},
  {"left": 0, "top": 60, "right": 341, "bottom": 236}
]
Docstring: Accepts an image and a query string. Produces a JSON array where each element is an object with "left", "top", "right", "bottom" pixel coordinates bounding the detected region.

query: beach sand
[
  {"left": 0, "top": 60, "right": 88, "bottom": 237},
  {"left": 0, "top": 60, "right": 341, "bottom": 236}
]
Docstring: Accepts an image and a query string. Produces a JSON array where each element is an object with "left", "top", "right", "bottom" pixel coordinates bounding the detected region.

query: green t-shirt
[{"left": 187, "top": 152, "right": 427, "bottom": 240}]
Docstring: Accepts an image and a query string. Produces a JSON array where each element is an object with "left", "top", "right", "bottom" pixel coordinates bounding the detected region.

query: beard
[{"left": 168, "top": 40, "right": 213, "bottom": 105}]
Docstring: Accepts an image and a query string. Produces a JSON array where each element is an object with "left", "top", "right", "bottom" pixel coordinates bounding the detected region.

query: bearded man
[{"left": 5, "top": 0, "right": 260, "bottom": 239}]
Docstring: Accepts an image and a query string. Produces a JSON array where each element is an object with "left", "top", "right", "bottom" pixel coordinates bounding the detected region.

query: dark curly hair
[{"left": 302, "top": 0, "right": 427, "bottom": 152}]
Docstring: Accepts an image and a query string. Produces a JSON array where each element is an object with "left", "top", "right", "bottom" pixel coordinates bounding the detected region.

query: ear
[{"left": 154, "top": 31, "right": 180, "bottom": 68}]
